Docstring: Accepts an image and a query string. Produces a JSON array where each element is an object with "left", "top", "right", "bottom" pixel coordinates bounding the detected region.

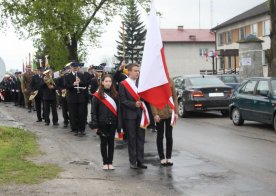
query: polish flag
[{"left": 138, "top": 2, "right": 173, "bottom": 111}]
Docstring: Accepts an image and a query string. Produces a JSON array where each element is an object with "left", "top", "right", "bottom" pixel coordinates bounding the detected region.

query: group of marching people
[{"left": 1, "top": 61, "right": 179, "bottom": 171}]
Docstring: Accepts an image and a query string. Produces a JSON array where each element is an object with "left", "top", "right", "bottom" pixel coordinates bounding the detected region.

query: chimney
[
  {"left": 189, "top": 35, "right": 196, "bottom": 41},
  {"left": 177, "top": 26, "right": 184, "bottom": 31}
]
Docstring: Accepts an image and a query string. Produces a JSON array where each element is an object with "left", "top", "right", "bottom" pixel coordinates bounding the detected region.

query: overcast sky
[{"left": 0, "top": 0, "right": 266, "bottom": 71}]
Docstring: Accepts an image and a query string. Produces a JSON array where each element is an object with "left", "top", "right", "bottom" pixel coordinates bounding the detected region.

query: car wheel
[
  {"left": 221, "top": 110, "right": 229, "bottom": 117},
  {"left": 273, "top": 114, "right": 276, "bottom": 132},
  {"left": 178, "top": 99, "right": 188, "bottom": 118},
  {"left": 232, "top": 108, "right": 244, "bottom": 126}
]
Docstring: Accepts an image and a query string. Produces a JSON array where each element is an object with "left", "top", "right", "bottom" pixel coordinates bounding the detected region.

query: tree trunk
[
  {"left": 269, "top": 0, "right": 276, "bottom": 76},
  {"left": 64, "top": 35, "right": 79, "bottom": 62}
]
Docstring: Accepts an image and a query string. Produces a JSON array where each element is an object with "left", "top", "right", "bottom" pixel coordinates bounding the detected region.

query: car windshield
[
  {"left": 221, "top": 76, "right": 238, "bottom": 83},
  {"left": 189, "top": 77, "right": 225, "bottom": 86},
  {"left": 271, "top": 80, "right": 276, "bottom": 95}
]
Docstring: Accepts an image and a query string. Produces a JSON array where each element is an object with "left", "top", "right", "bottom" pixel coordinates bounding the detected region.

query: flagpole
[{"left": 122, "top": 21, "right": 126, "bottom": 63}]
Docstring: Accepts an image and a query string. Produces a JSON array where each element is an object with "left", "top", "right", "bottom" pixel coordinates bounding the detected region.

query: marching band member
[
  {"left": 42, "top": 69, "right": 59, "bottom": 126},
  {"left": 90, "top": 65, "right": 104, "bottom": 94},
  {"left": 14, "top": 71, "right": 24, "bottom": 107},
  {"left": 91, "top": 74, "right": 118, "bottom": 170},
  {"left": 56, "top": 65, "right": 71, "bottom": 128},
  {"left": 22, "top": 65, "right": 34, "bottom": 112},
  {"left": 65, "top": 61, "right": 88, "bottom": 136},
  {"left": 30, "top": 67, "right": 45, "bottom": 122}
]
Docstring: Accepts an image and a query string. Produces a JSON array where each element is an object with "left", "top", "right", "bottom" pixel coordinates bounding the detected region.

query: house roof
[
  {"left": 211, "top": 2, "right": 269, "bottom": 31},
  {"left": 161, "top": 29, "right": 215, "bottom": 43}
]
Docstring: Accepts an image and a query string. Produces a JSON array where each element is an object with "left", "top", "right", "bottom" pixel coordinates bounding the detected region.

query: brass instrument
[
  {"left": 61, "top": 89, "right": 67, "bottom": 97},
  {"left": 43, "top": 70, "right": 55, "bottom": 89}
]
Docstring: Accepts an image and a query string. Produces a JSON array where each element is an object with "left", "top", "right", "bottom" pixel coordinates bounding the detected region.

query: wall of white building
[{"left": 163, "top": 42, "right": 215, "bottom": 77}]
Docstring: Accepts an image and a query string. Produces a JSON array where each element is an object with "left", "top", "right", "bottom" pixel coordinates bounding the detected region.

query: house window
[
  {"left": 227, "top": 57, "right": 232, "bottom": 69},
  {"left": 239, "top": 27, "right": 246, "bottom": 40},
  {"left": 218, "top": 33, "right": 224, "bottom": 46},
  {"left": 199, "top": 48, "right": 209, "bottom": 56},
  {"left": 251, "top": 23, "right": 257, "bottom": 36},
  {"left": 226, "top": 31, "right": 232, "bottom": 44},
  {"left": 264, "top": 20, "right": 270, "bottom": 36},
  {"left": 219, "top": 57, "right": 224, "bottom": 70}
]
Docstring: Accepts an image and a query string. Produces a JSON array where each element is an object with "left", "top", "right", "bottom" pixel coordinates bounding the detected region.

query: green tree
[
  {"left": 115, "top": 0, "right": 146, "bottom": 66},
  {"left": 0, "top": 0, "right": 150, "bottom": 70},
  {"left": 269, "top": 0, "right": 276, "bottom": 76}
]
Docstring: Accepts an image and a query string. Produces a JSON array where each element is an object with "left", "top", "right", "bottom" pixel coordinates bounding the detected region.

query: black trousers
[
  {"left": 125, "top": 119, "right": 145, "bottom": 165},
  {"left": 69, "top": 102, "right": 86, "bottom": 132},
  {"left": 44, "top": 100, "right": 58, "bottom": 124},
  {"left": 13, "top": 91, "right": 18, "bottom": 104},
  {"left": 35, "top": 96, "right": 44, "bottom": 120},
  {"left": 61, "top": 98, "right": 69, "bottom": 125},
  {"left": 17, "top": 92, "right": 24, "bottom": 106},
  {"left": 99, "top": 124, "right": 116, "bottom": 165},
  {"left": 156, "top": 118, "right": 173, "bottom": 160}
]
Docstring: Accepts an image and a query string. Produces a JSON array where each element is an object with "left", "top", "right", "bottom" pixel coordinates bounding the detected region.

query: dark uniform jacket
[
  {"left": 30, "top": 74, "right": 44, "bottom": 99},
  {"left": 65, "top": 72, "right": 87, "bottom": 103},
  {"left": 41, "top": 81, "right": 57, "bottom": 101}
]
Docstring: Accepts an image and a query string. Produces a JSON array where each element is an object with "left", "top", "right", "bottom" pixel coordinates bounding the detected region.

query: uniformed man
[
  {"left": 22, "top": 65, "right": 34, "bottom": 112},
  {"left": 30, "top": 67, "right": 45, "bottom": 122},
  {"left": 65, "top": 62, "right": 88, "bottom": 136},
  {"left": 90, "top": 65, "right": 104, "bottom": 94},
  {"left": 56, "top": 65, "right": 70, "bottom": 128},
  {"left": 42, "top": 69, "right": 59, "bottom": 126},
  {"left": 80, "top": 64, "right": 92, "bottom": 124}
]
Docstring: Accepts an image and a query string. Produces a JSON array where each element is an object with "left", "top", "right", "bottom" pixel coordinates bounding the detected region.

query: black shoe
[
  {"left": 63, "top": 124, "right": 68, "bottom": 128},
  {"left": 45, "top": 122, "right": 50, "bottom": 126},
  {"left": 130, "top": 163, "right": 138, "bottom": 169},
  {"left": 53, "top": 123, "right": 59, "bottom": 126},
  {"left": 166, "top": 161, "right": 173, "bottom": 166},
  {"left": 74, "top": 132, "right": 79, "bottom": 136},
  {"left": 137, "top": 163, "right": 147, "bottom": 169},
  {"left": 79, "top": 132, "right": 86, "bottom": 137},
  {"left": 36, "top": 119, "right": 42, "bottom": 122},
  {"left": 28, "top": 110, "right": 32, "bottom": 113}
]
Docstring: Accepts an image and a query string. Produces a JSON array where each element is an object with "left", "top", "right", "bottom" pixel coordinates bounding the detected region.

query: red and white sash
[
  {"left": 168, "top": 96, "right": 176, "bottom": 126},
  {"left": 121, "top": 78, "right": 150, "bottom": 129},
  {"left": 93, "top": 91, "right": 117, "bottom": 117}
]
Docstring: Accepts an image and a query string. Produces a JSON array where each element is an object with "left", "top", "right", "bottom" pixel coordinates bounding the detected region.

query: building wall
[{"left": 163, "top": 42, "right": 215, "bottom": 77}]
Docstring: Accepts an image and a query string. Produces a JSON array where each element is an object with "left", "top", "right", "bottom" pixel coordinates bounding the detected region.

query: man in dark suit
[
  {"left": 56, "top": 66, "right": 70, "bottom": 128},
  {"left": 42, "top": 69, "right": 59, "bottom": 126},
  {"left": 14, "top": 71, "right": 24, "bottom": 107},
  {"left": 119, "top": 63, "right": 147, "bottom": 169},
  {"left": 30, "top": 67, "right": 45, "bottom": 122},
  {"left": 65, "top": 62, "right": 88, "bottom": 136}
]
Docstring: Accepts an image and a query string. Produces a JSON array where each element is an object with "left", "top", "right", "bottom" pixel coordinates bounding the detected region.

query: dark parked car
[
  {"left": 229, "top": 77, "right": 276, "bottom": 131},
  {"left": 216, "top": 74, "right": 240, "bottom": 89},
  {"left": 173, "top": 75, "right": 233, "bottom": 117}
]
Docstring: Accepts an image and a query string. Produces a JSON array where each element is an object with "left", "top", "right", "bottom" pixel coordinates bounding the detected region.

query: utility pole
[
  {"left": 210, "top": 0, "right": 213, "bottom": 28},
  {"left": 199, "top": 0, "right": 201, "bottom": 29}
]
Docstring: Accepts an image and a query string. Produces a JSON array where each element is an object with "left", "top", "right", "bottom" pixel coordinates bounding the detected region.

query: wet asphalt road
[{"left": 1, "top": 103, "right": 276, "bottom": 195}]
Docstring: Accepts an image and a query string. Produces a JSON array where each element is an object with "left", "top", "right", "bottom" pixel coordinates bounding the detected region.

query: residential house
[
  {"left": 161, "top": 26, "right": 215, "bottom": 77},
  {"left": 211, "top": 2, "right": 270, "bottom": 74}
]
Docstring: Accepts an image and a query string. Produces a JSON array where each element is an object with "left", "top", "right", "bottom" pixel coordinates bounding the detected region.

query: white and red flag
[{"left": 138, "top": 1, "right": 176, "bottom": 126}]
